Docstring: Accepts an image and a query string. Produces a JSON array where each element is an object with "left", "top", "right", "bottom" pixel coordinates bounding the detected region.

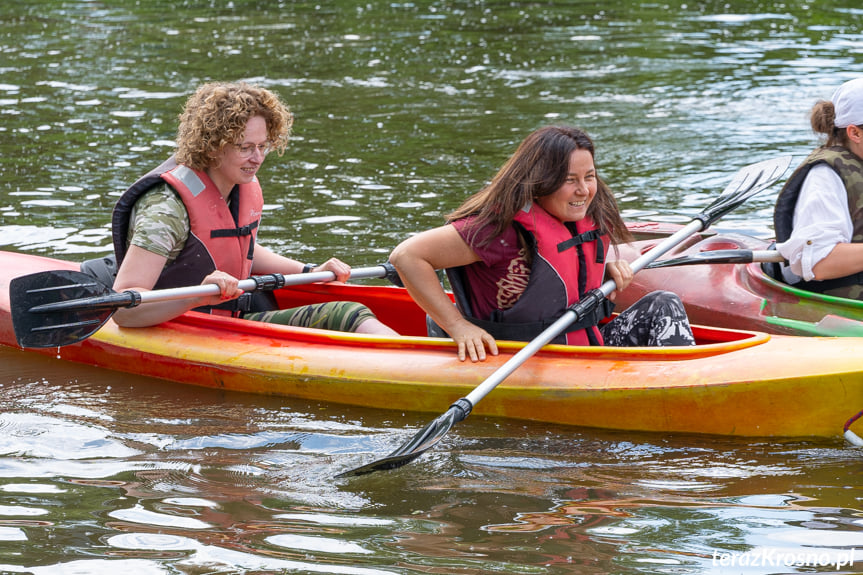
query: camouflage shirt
[{"left": 127, "top": 183, "right": 190, "bottom": 264}]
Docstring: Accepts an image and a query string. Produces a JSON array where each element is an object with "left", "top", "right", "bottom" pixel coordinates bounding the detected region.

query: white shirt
[{"left": 775, "top": 164, "right": 850, "bottom": 282}]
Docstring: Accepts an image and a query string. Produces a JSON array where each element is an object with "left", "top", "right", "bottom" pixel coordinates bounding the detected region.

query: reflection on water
[
  {"left": 2, "top": 0, "right": 861, "bottom": 260},
  {"left": 1, "top": 0, "right": 863, "bottom": 572},
  {"left": 1, "top": 346, "right": 861, "bottom": 573}
]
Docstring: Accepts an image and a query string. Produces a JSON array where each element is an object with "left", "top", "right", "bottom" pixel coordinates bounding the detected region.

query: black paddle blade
[
  {"left": 647, "top": 249, "right": 756, "bottom": 268},
  {"left": 647, "top": 249, "right": 786, "bottom": 268},
  {"left": 336, "top": 405, "right": 463, "bottom": 478},
  {"left": 11, "top": 270, "right": 115, "bottom": 348}
]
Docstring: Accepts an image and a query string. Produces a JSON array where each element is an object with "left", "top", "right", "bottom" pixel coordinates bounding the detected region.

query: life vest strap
[
  {"left": 556, "top": 228, "right": 603, "bottom": 253},
  {"left": 210, "top": 220, "right": 259, "bottom": 238}
]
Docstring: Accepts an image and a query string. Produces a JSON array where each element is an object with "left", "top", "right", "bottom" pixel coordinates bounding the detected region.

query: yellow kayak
[{"left": 2, "top": 249, "right": 862, "bottom": 439}]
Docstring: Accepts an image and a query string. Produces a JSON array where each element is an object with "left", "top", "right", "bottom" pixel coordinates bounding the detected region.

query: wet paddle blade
[
  {"left": 11, "top": 270, "right": 115, "bottom": 348},
  {"left": 336, "top": 406, "right": 462, "bottom": 478}
]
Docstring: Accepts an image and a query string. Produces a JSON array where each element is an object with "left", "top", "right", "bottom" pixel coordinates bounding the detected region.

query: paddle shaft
[
  {"left": 647, "top": 249, "right": 785, "bottom": 269},
  {"left": 120, "top": 265, "right": 389, "bottom": 307},
  {"left": 28, "top": 265, "right": 392, "bottom": 314}
]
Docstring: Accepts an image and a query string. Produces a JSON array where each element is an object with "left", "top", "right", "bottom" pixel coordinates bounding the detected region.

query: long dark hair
[{"left": 447, "top": 125, "right": 632, "bottom": 246}]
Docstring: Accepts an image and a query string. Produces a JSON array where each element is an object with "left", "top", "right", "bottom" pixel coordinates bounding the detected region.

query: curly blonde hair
[{"left": 175, "top": 82, "right": 293, "bottom": 171}]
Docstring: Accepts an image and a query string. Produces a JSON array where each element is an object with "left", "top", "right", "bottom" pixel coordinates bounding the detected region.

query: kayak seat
[
  {"left": 80, "top": 254, "right": 118, "bottom": 288},
  {"left": 426, "top": 315, "right": 449, "bottom": 338}
]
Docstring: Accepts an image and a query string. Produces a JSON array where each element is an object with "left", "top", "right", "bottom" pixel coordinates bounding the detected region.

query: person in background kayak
[
  {"left": 110, "top": 81, "right": 397, "bottom": 335},
  {"left": 774, "top": 77, "right": 863, "bottom": 299},
  {"left": 389, "top": 125, "right": 695, "bottom": 362}
]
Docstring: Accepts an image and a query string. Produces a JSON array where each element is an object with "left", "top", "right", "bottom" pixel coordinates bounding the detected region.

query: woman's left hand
[
  {"left": 314, "top": 258, "right": 352, "bottom": 283},
  {"left": 606, "top": 260, "right": 634, "bottom": 300}
]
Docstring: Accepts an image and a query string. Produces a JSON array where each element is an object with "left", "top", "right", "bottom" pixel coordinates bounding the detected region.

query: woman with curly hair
[
  {"left": 109, "top": 81, "right": 397, "bottom": 334},
  {"left": 389, "top": 125, "right": 694, "bottom": 362}
]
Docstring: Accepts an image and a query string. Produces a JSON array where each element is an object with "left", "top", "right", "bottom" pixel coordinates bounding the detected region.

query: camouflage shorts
[{"left": 245, "top": 301, "right": 377, "bottom": 333}]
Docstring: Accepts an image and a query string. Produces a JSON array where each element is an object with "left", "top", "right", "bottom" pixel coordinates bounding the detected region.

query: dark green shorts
[{"left": 244, "top": 301, "right": 376, "bottom": 333}]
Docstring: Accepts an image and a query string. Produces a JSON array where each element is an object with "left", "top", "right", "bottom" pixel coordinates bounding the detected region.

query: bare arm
[
  {"left": 111, "top": 245, "right": 243, "bottom": 327},
  {"left": 811, "top": 243, "right": 863, "bottom": 281},
  {"left": 252, "top": 243, "right": 351, "bottom": 281},
  {"left": 389, "top": 225, "right": 498, "bottom": 362}
]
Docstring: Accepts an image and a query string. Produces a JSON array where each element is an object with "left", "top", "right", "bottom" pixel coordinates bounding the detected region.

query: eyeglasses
[{"left": 233, "top": 142, "right": 273, "bottom": 158}]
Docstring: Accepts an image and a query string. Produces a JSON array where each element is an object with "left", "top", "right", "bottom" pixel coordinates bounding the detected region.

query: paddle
[
  {"left": 11, "top": 263, "right": 399, "bottom": 349},
  {"left": 336, "top": 155, "right": 793, "bottom": 478},
  {"left": 646, "top": 249, "right": 786, "bottom": 268}
]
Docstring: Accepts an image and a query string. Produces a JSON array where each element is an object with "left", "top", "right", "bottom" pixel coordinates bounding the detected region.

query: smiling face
[
  {"left": 534, "top": 148, "right": 597, "bottom": 222},
  {"left": 207, "top": 115, "right": 269, "bottom": 199}
]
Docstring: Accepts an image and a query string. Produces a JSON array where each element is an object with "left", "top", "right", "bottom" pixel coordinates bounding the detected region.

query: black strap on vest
[
  {"left": 557, "top": 227, "right": 606, "bottom": 264},
  {"left": 563, "top": 223, "right": 606, "bottom": 344},
  {"left": 209, "top": 187, "right": 257, "bottom": 260},
  {"left": 210, "top": 221, "right": 258, "bottom": 238}
]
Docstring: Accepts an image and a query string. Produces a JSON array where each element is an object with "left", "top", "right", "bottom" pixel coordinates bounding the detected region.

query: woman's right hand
[
  {"left": 445, "top": 317, "right": 499, "bottom": 362},
  {"left": 201, "top": 270, "right": 244, "bottom": 304}
]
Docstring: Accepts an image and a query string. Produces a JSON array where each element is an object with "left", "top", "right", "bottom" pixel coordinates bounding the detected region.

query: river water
[{"left": 1, "top": 1, "right": 863, "bottom": 573}]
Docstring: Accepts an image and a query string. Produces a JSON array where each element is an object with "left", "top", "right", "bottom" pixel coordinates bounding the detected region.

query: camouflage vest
[{"left": 773, "top": 146, "right": 863, "bottom": 299}]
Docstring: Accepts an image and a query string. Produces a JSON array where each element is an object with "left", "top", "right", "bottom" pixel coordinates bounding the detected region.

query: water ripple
[{"left": 0, "top": 413, "right": 139, "bottom": 459}]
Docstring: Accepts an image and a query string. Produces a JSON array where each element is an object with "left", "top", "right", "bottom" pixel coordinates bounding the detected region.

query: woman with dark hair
[
  {"left": 774, "top": 78, "right": 863, "bottom": 299},
  {"left": 389, "top": 125, "right": 694, "bottom": 362},
  {"left": 110, "top": 81, "right": 397, "bottom": 335}
]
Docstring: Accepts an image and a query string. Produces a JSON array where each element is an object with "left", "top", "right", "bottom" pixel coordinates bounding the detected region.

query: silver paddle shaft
[{"left": 135, "top": 265, "right": 390, "bottom": 305}]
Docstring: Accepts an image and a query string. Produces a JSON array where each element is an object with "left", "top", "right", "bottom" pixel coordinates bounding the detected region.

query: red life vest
[
  {"left": 447, "top": 202, "right": 610, "bottom": 346},
  {"left": 112, "top": 156, "right": 264, "bottom": 292},
  {"left": 512, "top": 202, "right": 609, "bottom": 345},
  {"left": 160, "top": 164, "right": 262, "bottom": 284}
]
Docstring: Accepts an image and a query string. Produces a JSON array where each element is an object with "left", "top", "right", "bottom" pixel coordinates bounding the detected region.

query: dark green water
[{"left": 1, "top": 1, "right": 863, "bottom": 573}]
